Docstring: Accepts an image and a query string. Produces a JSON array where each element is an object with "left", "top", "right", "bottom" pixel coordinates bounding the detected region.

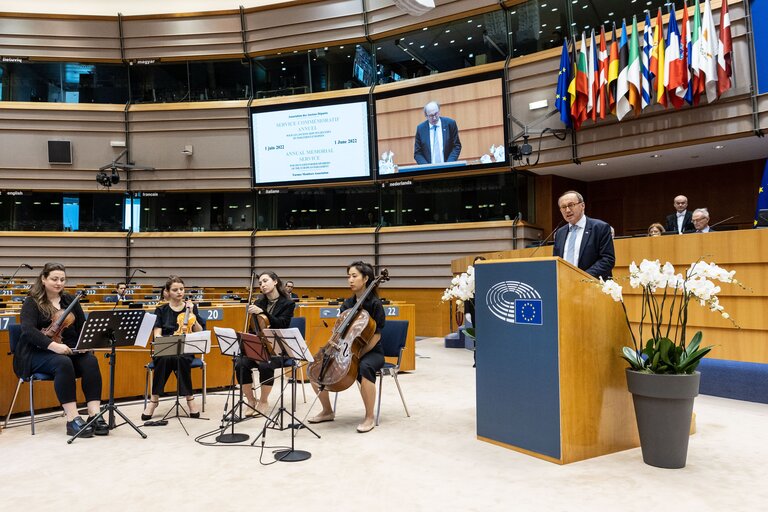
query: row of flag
[{"left": 555, "top": 0, "right": 733, "bottom": 130}]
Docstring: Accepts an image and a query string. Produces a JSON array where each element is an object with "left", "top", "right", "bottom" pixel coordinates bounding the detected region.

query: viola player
[
  {"left": 15, "top": 262, "right": 108, "bottom": 437},
  {"left": 141, "top": 275, "right": 205, "bottom": 420},
  {"left": 236, "top": 271, "right": 295, "bottom": 417},
  {"left": 309, "top": 261, "right": 386, "bottom": 433}
]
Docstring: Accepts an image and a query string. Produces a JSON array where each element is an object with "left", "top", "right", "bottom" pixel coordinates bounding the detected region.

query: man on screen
[{"left": 413, "top": 101, "right": 461, "bottom": 164}]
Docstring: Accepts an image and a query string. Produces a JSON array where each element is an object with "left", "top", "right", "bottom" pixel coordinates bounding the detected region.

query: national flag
[
  {"left": 627, "top": 16, "right": 642, "bottom": 115},
  {"left": 641, "top": 11, "right": 653, "bottom": 109},
  {"left": 587, "top": 29, "right": 596, "bottom": 120},
  {"left": 690, "top": 0, "right": 703, "bottom": 105},
  {"left": 568, "top": 35, "right": 578, "bottom": 124},
  {"left": 682, "top": 0, "right": 693, "bottom": 105},
  {"left": 651, "top": 8, "right": 667, "bottom": 107},
  {"left": 755, "top": 161, "right": 768, "bottom": 227},
  {"left": 514, "top": 299, "right": 543, "bottom": 325},
  {"left": 665, "top": 5, "right": 687, "bottom": 109},
  {"left": 597, "top": 25, "right": 609, "bottom": 119},
  {"left": 608, "top": 23, "right": 620, "bottom": 114},
  {"left": 700, "top": 0, "right": 719, "bottom": 102},
  {"left": 570, "top": 32, "right": 589, "bottom": 129},
  {"left": 616, "top": 20, "right": 631, "bottom": 120},
  {"left": 555, "top": 40, "right": 572, "bottom": 128},
  {"left": 717, "top": 0, "right": 733, "bottom": 97}
]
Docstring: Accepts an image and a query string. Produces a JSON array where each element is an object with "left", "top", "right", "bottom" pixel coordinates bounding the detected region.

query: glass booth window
[
  {"left": 374, "top": 10, "right": 508, "bottom": 83},
  {"left": 0, "top": 61, "right": 128, "bottom": 103},
  {"left": 129, "top": 62, "right": 190, "bottom": 103},
  {"left": 138, "top": 192, "right": 254, "bottom": 232},
  {"left": 188, "top": 59, "right": 252, "bottom": 101},
  {"left": 309, "top": 43, "right": 373, "bottom": 92},
  {"left": 252, "top": 52, "right": 311, "bottom": 99}
]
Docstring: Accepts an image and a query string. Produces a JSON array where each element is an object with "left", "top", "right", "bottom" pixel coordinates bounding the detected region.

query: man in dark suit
[
  {"left": 686, "top": 208, "right": 715, "bottom": 233},
  {"left": 665, "top": 195, "right": 694, "bottom": 234},
  {"left": 552, "top": 191, "right": 615, "bottom": 280},
  {"left": 413, "top": 101, "right": 461, "bottom": 164}
]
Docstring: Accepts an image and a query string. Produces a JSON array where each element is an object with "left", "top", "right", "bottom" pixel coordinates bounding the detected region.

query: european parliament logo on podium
[{"left": 485, "top": 281, "right": 543, "bottom": 326}]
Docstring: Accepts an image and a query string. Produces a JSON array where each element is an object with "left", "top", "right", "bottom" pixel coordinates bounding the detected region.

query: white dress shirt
[
  {"left": 565, "top": 215, "right": 587, "bottom": 268},
  {"left": 677, "top": 211, "right": 687, "bottom": 234},
  {"left": 430, "top": 121, "right": 444, "bottom": 163}
]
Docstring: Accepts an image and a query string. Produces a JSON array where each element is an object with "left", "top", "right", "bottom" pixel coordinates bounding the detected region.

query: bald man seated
[{"left": 665, "top": 195, "right": 694, "bottom": 234}]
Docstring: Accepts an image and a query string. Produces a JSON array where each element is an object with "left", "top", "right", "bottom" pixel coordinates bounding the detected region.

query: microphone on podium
[{"left": 529, "top": 221, "right": 564, "bottom": 258}]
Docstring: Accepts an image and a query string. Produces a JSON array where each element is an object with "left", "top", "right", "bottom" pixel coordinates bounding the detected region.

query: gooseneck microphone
[
  {"left": 529, "top": 221, "right": 564, "bottom": 258},
  {"left": 113, "top": 268, "right": 146, "bottom": 310},
  {"left": 2, "top": 263, "right": 34, "bottom": 290}
]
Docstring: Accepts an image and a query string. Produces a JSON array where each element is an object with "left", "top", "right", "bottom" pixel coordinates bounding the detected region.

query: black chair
[
  {"left": 375, "top": 320, "right": 411, "bottom": 426},
  {"left": 4, "top": 324, "right": 63, "bottom": 434}
]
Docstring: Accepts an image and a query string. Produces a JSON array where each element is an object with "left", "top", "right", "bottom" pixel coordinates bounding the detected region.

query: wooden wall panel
[
  {"left": 0, "top": 232, "right": 127, "bottom": 283},
  {"left": 122, "top": 14, "right": 244, "bottom": 59},
  {"left": 127, "top": 104, "right": 252, "bottom": 191},
  {"left": 366, "top": 0, "right": 499, "bottom": 37},
  {"left": 244, "top": 0, "right": 365, "bottom": 53},
  {"left": 0, "top": 104, "right": 127, "bottom": 191},
  {"left": 0, "top": 15, "right": 121, "bottom": 60}
]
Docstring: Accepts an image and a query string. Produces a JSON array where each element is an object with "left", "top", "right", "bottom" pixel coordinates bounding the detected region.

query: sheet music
[
  {"left": 135, "top": 313, "right": 156, "bottom": 348},
  {"left": 213, "top": 326, "right": 240, "bottom": 356},
  {"left": 184, "top": 330, "right": 211, "bottom": 354},
  {"left": 262, "top": 327, "right": 314, "bottom": 363}
]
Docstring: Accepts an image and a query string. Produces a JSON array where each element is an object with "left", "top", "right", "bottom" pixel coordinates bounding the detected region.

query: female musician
[
  {"left": 236, "top": 271, "right": 295, "bottom": 416},
  {"left": 309, "top": 261, "right": 385, "bottom": 433},
  {"left": 15, "top": 262, "right": 107, "bottom": 437},
  {"left": 141, "top": 276, "right": 205, "bottom": 420}
]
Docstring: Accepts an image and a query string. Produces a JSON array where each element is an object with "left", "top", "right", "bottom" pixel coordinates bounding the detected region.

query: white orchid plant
[
  {"left": 598, "top": 259, "right": 742, "bottom": 374},
  {"left": 443, "top": 265, "right": 476, "bottom": 336}
]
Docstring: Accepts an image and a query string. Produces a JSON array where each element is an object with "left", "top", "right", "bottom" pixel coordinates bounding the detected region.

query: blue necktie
[
  {"left": 565, "top": 224, "right": 578, "bottom": 265},
  {"left": 431, "top": 125, "right": 443, "bottom": 164}
]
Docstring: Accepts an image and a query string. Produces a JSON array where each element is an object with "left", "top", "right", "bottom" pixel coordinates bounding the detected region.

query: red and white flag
[
  {"left": 700, "top": 0, "right": 720, "bottom": 102},
  {"left": 717, "top": 0, "right": 733, "bottom": 97}
]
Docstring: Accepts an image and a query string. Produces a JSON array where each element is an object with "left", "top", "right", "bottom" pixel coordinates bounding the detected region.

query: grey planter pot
[{"left": 625, "top": 369, "right": 701, "bottom": 469}]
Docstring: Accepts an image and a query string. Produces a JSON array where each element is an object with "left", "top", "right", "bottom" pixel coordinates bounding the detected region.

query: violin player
[
  {"left": 236, "top": 271, "right": 295, "bottom": 417},
  {"left": 141, "top": 275, "right": 205, "bottom": 420},
  {"left": 309, "top": 261, "right": 386, "bottom": 433},
  {"left": 16, "top": 262, "right": 107, "bottom": 437}
]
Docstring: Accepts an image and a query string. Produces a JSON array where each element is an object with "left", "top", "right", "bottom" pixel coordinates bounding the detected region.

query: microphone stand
[
  {"left": 710, "top": 215, "right": 738, "bottom": 229},
  {"left": 1, "top": 263, "right": 32, "bottom": 290},
  {"left": 529, "top": 221, "right": 564, "bottom": 257}
]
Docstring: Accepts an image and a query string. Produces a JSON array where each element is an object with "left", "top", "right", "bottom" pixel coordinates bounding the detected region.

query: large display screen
[
  {"left": 375, "top": 74, "right": 508, "bottom": 178},
  {"left": 251, "top": 99, "right": 371, "bottom": 186}
]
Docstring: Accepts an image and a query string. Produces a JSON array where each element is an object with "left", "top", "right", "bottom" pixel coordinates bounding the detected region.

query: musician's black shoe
[
  {"left": 66, "top": 417, "right": 94, "bottom": 438},
  {"left": 87, "top": 415, "right": 110, "bottom": 436}
]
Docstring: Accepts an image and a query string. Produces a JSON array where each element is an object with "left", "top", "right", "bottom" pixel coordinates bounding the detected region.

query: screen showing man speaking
[
  {"left": 251, "top": 99, "right": 371, "bottom": 185},
  {"left": 375, "top": 75, "right": 507, "bottom": 177}
]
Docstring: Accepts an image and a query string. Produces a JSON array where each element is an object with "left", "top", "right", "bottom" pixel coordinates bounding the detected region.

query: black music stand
[
  {"left": 68, "top": 309, "right": 154, "bottom": 444},
  {"left": 153, "top": 332, "right": 211, "bottom": 436},
  {"left": 195, "top": 328, "right": 273, "bottom": 445},
  {"left": 250, "top": 327, "right": 319, "bottom": 462}
]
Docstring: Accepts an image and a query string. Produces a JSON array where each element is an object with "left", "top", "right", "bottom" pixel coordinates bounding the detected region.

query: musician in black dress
[
  {"left": 141, "top": 276, "right": 205, "bottom": 420},
  {"left": 236, "top": 271, "right": 295, "bottom": 416},
  {"left": 15, "top": 262, "right": 107, "bottom": 437},
  {"left": 309, "top": 261, "right": 385, "bottom": 433}
]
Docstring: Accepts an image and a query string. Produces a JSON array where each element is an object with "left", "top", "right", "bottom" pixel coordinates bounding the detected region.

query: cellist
[
  {"left": 141, "top": 275, "right": 205, "bottom": 420},
  {"left": 236, "top": 271, "right": 295, "bottom": 416},
  {"left": 309, "top": 261, "right": 385, "bottom": 433}
]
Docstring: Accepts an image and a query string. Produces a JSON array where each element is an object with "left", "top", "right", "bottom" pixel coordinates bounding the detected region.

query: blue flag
[
  {"left": 555, "top": 40, "right": 571, "bottom": 127},
  {"left": 515, "top": 299, "right": 543, "bottom": 325},
  {"left": 755, "top": 160, "right": 768, "bottom": 227}
]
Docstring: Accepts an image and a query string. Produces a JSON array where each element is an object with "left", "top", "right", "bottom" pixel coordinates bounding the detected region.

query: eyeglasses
[{"left": 559, "top": 201, "right": 583, "bottom": 211}]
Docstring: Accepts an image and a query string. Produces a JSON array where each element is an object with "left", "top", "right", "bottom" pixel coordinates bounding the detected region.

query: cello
[{"left": 308, "top": 268, "right": 389, "bottom": 392}]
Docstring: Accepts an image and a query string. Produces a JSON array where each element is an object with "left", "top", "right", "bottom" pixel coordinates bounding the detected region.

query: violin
[
  {"left": 308, "top": 269, "right": 389, "bottom": 392},
  {"left": 173, "top": 301, "right": 197, "bottom": 335},
  {"left": 42, "top": 291, "right": 84, "bottom": 344}
]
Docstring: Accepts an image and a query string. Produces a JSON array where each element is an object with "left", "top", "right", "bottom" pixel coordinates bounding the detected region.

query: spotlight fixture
[{"left": 96, "top": 149, "right": 154, "bottom": 189}]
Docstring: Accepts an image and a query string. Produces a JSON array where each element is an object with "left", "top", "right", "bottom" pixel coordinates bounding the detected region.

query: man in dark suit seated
[
  {"left": 413, "top": 101, "right": 462, "bottom": 165},
  {"left": 665, "top": 195, "right": 694, "bottom": 234},
  {"left": 686, "top": 208, "right": 715, "bottom": 233},
  {"left": 553, "top": 191, "right": 615, "bottom": 280}
]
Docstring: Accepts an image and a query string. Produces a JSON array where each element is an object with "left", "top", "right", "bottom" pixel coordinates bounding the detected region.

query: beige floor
[{"left": 2, "top": 338, "right": 766, "bottom": 512}]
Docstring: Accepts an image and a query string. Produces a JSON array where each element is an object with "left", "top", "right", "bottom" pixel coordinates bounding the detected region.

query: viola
[
  {"left": 42, "top": 291, "right": 84, "bottom": 344},
  {"left": 308, "top": 269, "right": 389, "bottom": 392},
  {"left": 173, "top": 302, "right": 197, "bottom": 335}
]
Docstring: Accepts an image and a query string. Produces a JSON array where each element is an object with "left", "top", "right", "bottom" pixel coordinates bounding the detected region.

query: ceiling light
[
  {"left": 713, "top": 145, "right": 725, "bottom": 149},
  {"left": 650, "top": 154, "right": 660, "bottom": 158},
  {"left": 597, "top": 162, "right": 608, "bottom": 166}
]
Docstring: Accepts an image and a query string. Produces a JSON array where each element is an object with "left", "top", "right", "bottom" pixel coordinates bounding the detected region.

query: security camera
[{"left": 96, "top": 169, "right": 119, "bottom": 187}]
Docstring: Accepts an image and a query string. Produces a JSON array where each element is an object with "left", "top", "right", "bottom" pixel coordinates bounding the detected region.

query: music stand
[
  {"left": 67, "top": 309, "right": 156, "bottom": 444},
  {"left": 195, "top": 327, "right": 272, "bottom": 445},
  {"left": 250, "top": 327, "right": 319, "bottom": 462},
  {"left": 153, "top": 331, "right": 211, "bottom": 436}
]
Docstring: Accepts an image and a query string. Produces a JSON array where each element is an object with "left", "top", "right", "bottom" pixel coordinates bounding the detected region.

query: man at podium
[{"left": 553, "top": 191, "right": 615, "bottom": 280}]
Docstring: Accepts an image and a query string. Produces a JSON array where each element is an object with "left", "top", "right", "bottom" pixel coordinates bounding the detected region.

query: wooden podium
[{"left": 474, "top": 257, "right": 639, "bottom": 464}]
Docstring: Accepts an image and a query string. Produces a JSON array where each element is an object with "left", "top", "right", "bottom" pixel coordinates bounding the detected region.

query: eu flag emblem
[{"left": 515, "top": 299, "right": 543, "bottom": 325}]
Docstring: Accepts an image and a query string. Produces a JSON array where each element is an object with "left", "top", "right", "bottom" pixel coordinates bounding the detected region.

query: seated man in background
[
  {"left": 687, "top": 208, "right": 715, "bottom": 233},
  {"left": 284, "top": 280, "right": 299, "bottom": 299}
]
